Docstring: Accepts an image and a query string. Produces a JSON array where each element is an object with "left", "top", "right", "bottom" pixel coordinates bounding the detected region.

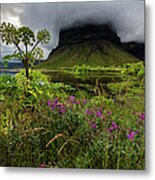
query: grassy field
[{"left": 0, "top": 62, "right": 145, "bottom": 169}]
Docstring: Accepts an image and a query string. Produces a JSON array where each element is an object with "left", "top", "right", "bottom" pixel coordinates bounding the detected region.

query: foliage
[
  {"left": 0, "top": 62, "right": 145, "bottom": 169},
  {"left": 0, "top": 22, "right": 51, "bottom": 77}
]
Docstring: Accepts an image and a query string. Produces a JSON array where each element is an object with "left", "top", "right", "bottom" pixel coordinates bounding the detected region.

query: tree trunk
[
  {"left": 23, "top": 58, "right": 29, "bottom": 78},
  {"left": 26, "top": 66, "right": 29, "bottom": 78}
]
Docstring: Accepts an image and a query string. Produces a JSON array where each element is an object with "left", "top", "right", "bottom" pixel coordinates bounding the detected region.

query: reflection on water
[
  {"left": 0, "top": 69, "right": 124, "bottom": 89},
  {"left": 44, "top": 71, "right": 123, "bottom": 86}
]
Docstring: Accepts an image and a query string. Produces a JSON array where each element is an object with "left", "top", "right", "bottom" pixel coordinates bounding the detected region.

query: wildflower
[
  {"left": 51, "top": 104, "right": 56, "bottom": 111},
  {"left": 70, "top": 95, "right": 75, "bottom": 103},
  {"left": 58, "top": 104, "right": 66, "bottom": 114},
  {"left": 91, "top": 123, "right": 97, "bottom": 129},
  {"left": 54, "top": 98, "right": 59, "bottom": 105},
  {"left": 108, "top": 121, "right": 118, "bottom": 132},
  {"left": 112, "top": 121, "right": 118, "bottom": 129},
  {"left": 83, "top": 99, "right": 87, "bottom": 104},
  {"left": 108, "top": 127, "right": 115, "bottom": 132},
  {"left": 47, "top": 100, "right": 51, "bottom": 106},
  {"left": 39, "top": 163, "right": 47, "bottom": 168},
  {"left": 96, "top": 111, "right": 102, "bottom": 117},
  {"left": 108, "top": 111, "right": 112, "bottom": 115},
  {"left": 86, "top": 108, "right": 91, "bottom": 115},
  {"left": 139, "top": 113, "right": 145, "bottom": 120},
  {"left": 127, "top": 130, "right": 135, "bottom": 141}
]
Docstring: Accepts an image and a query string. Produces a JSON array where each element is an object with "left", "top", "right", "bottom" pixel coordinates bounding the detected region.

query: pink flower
[
  {"left": 96, "top": 111, "right": 102, "bottom": 117},
  {"left": 108, "top": 121, "right": 119, "bottom": 132},
  {"left": 108, "top": 111, "right": 112, "bottom": 115},
  {"left": 58, "top": 104, "right": 66, "bottom": 114},
  {"left": 51, "top": 104, "right": 56, "bottom": 111},
  {"left": 39, "top": 163, "right": 46, "bottom": 168},
  {"left": 86, "top": 108, "right": 91, "bottom": 115},
  {"left": 127, "top": 130, "right": 135, "bottom": 141},
  {"left": 47, "top": 100, "right": 51, "bottom": 106},
  {"left": 70, "top": 95, "right": 75, "bottom": 103},
  {"left": 91, "top": 123, "right": 97, "bottom": 129},
  {"left": 54, "top": 98, "right": 59, "bottom": 104},
  {"left": 112, "top": 121, "right": 118, "bottom": 129},
  {"left": 139, "top": 113, "right": 145, "bottom": 120},
  {"left": 108, "top": 127, "right": 115, "bottom": 132},
  {"left": 83, "top": 99, "right": 87, "bottom": 104}
]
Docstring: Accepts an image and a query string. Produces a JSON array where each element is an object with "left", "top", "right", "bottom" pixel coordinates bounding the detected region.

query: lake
[{"left": 0, "top": 68, "right": 125, "bottom": 94}]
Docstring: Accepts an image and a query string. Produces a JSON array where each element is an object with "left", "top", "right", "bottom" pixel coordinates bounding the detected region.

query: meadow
[{"left": 0, "top": 62, "right": 145, "bottom": 169}]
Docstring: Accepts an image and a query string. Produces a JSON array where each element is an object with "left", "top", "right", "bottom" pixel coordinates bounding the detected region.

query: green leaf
[{"left": 37, "top": 29, "right": 51, "bottom": 44}]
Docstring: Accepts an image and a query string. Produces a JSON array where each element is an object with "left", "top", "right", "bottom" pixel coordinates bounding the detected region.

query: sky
[{"left": 0, "top": 0, "right": 145, "bottom": 60}]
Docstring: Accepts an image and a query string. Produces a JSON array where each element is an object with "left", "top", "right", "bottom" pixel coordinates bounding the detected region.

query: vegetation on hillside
[{"left": 37, "top": 43, "right": 140, "bottom": 69}]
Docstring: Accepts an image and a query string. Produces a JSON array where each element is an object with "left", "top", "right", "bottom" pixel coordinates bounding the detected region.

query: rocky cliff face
[
  {"left": 49, "top": 24, "right": 122, "bottom": 57},
  {"left": 59, "top": 24, "right": 121, "bottom": 47}
]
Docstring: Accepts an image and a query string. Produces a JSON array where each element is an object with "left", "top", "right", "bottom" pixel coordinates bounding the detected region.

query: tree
[{"left": 0, "top": 22, "right": 51, "bottom": 78}]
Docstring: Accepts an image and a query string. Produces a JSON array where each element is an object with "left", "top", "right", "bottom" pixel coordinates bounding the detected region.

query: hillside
[{"left": 37, "top": 24, "right": 141, "bottom": 69}]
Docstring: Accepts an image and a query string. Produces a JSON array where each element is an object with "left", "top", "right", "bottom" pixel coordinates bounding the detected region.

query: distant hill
[
  {"left": 0, "top": 61, "right": 24, "bottom": 69},
  {"left": 122, "top": 42, "right": 145, "bottom": 60},
  {"left": 37, "top": 24, "right": 142, "bottom": 69}
]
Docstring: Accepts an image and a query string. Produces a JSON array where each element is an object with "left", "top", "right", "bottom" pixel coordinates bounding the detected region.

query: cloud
[{"left": 1, "top": 1, "right": 144, "bottom": 58}]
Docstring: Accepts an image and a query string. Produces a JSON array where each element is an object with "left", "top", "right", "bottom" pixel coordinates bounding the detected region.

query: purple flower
[
  {"left": 58, "top": 104, "right": 66, "bottom": 114},
  {"left": 51, "top": 104, "right": 56, "bottom": 111},
  {"left": 70, "top": 96, "right": 75, "bottom": 103},
  {"left": 83, "top": 99, "right": 87, "bottom": 104},
  {"left": 108, "top": 121, "right": 118, "bottom": 132},
  {"left": 86, "top": 108, "right": 91, "bottom": 115},
  {"left": 139, "top": 113, "right": 145, "bottom": 120},
  {"left": 91, "top": 123, "right": 97, "bottom": 129},
  {"left": 54, "top": 98, "right": 59, "bottom": 105},
  {"left": 108, "top": 127, "right": 115, "bottom": 132},
  {"left": 112, "top": 121, "right": 118, "bottom": 129},
  {"left": 96, "top": 111, "right": 102, "bottom": 117},
  {"left": 108, "top": 111, "right": 112, "bottom": 115},
  {"left": 127, "top": 130, "right": 135, "bottom": 141},
  {"left": 47, "top": 100, "right": 51, "bottom": 106}
]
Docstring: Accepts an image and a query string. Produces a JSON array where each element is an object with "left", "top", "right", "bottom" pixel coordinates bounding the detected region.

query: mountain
[
  {"left": 37, "top": 24, "right": 141, "bottom": 69},
  {"left": 122, "top": 42, "right": 145, "bottom": 60}
]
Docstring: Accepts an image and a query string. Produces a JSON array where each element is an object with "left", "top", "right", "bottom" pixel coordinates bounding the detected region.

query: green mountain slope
[{"left": 37, "top": 24, "right": 141, "bottom": 70}]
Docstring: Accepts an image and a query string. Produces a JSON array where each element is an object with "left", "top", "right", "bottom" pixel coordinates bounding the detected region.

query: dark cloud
[{"left": 1, "top": 0, "right": 144, "bottom": 57}]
